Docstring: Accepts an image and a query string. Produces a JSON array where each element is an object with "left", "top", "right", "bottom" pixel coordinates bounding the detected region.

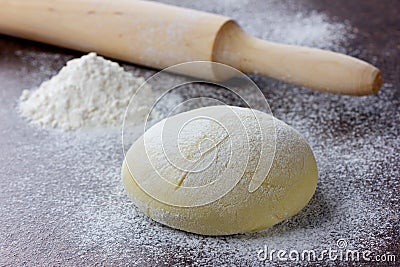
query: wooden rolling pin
[{"left": 0, "top": 0, "right": 382, "bottom": 95}]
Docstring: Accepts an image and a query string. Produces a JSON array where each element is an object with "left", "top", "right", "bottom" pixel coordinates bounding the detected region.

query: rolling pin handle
[{"left": 214, "top": 21, "right": 382, "bottom": 95}]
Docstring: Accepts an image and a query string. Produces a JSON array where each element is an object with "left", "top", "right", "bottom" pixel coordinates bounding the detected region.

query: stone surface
[{"left": 0, "top": 0, "right": 398, "bottom": 266}]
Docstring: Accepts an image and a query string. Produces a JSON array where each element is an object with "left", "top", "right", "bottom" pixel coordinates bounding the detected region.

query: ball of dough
[{"left": 122, "top": 106, "right": 318, "bottom": 235}]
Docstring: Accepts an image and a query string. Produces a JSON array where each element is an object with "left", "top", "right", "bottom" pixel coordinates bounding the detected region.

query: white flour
[
  {"left": 18, "top": 53, "right": 156, "bottom": 130},
  {"left": 160, "top": 0, "right": 351, "bottom": 51}
]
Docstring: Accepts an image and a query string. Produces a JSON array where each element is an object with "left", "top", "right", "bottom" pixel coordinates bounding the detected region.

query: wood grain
[{"left": 0, "top": 0, "right": 382, "bottom": 95}]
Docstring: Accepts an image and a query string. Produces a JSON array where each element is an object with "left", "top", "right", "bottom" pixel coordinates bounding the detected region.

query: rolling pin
[{"left": 0, "top": 0, "right": 382, "bottom": 95}]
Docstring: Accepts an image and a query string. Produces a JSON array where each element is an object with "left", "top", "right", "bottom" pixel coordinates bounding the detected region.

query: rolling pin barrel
[
  {"left": 0, "top": 0, "right": 382, "bottom": 95},
  {"left": 0, "top": 0, "right": 230, "bottom": 80}
]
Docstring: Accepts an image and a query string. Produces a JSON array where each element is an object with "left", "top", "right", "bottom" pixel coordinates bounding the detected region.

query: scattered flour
[
  {"left": 17, "top": 0, "right": 352, "bottom": 132},
  {"left": 18, "top": 53, "right": 156, "bottom": 130},
  {"left": 159, "top": 0, "right": 352, "bottom": 51},
  {"left": 4, "top": 1, "right": 397, "bottom": 266}
]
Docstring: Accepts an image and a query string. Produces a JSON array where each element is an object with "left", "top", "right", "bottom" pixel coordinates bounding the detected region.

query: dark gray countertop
[{"left": 0, "top": 0, "right": 399, "bottom": 266}]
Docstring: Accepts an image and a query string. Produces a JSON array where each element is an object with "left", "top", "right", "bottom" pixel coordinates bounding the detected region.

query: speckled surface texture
[{"left": 0, "top": 0, "right": 399, "bottom": 266}]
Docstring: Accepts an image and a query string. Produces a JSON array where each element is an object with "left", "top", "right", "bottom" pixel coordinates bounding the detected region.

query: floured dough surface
[{"left": 122, "top": 105, "right": 318, "bottom": 235}]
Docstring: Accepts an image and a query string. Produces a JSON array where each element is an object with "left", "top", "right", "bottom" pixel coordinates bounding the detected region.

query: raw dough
[{"left": 122, "top": 105, "right": 318, "bottom": 235}]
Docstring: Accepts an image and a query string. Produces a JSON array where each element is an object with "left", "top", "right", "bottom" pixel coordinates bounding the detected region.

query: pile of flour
[{"left": 18, "top": 53, "right": 156, "bottom": 130}]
